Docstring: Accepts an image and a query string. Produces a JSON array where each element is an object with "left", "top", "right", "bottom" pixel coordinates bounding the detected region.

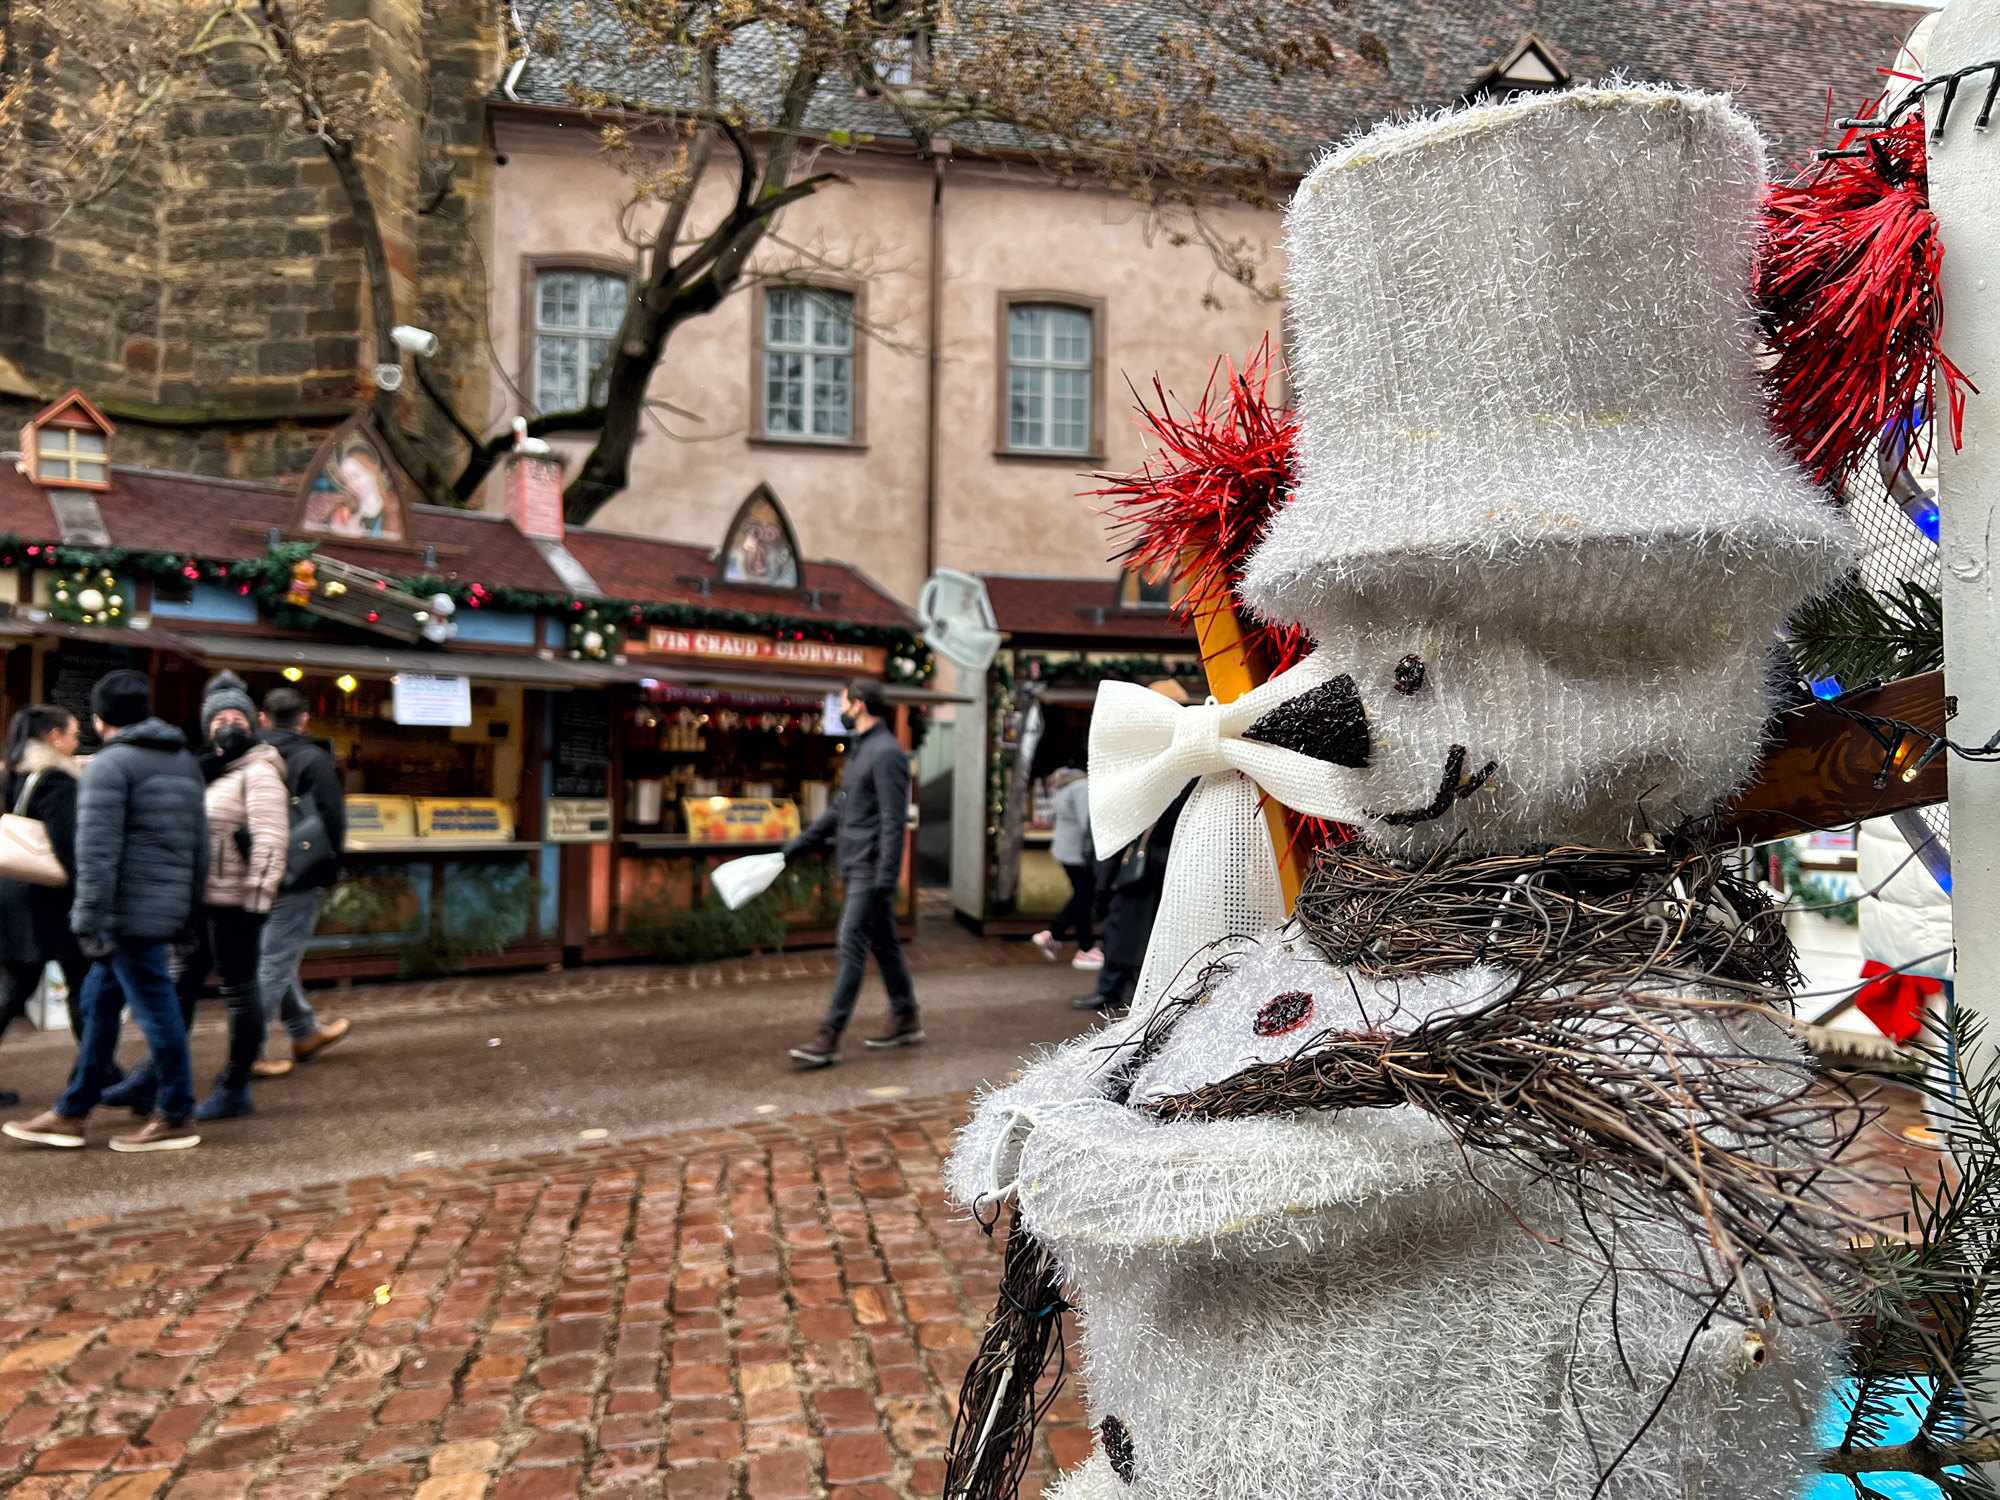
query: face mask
[
  {"left": 214, "top": 725, "right": 251, "bottom": 757},
  {"left": 839, "top": 708, "right": 858, "bottom": 732}
]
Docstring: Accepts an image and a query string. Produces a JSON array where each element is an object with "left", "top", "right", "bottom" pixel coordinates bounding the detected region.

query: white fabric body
[
  {"left": 948, "top": 935, "right": 1839, "bottom": 1500},
  {"left": 1858, "top": 816, "right": 1954, "bottom": 981}
]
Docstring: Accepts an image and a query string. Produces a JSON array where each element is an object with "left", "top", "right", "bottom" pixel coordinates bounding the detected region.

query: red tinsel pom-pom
[
  {"left": 1088, "top": 338, "right": 1311, "bottom": 673},
  {"left": 1758, "top": 110, "right": 1975, "bottom": 487}
]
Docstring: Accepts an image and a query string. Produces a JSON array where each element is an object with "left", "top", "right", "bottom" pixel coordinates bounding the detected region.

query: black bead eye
[{"left": 1393, "top": 654, "right": 1427, "bottom": 695}]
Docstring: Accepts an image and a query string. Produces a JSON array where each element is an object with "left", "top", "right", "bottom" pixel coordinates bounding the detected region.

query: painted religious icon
[
  {"left": 720, "top": 489, "right": 800, "bottom": 588},
  {"left": 299, "top": 417, "right": 408, "bottom": 541}
]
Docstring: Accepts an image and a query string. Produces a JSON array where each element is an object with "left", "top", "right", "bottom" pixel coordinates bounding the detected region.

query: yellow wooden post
[{"left": 1181, "top": 561, "right": 1304, "bottom": 910}]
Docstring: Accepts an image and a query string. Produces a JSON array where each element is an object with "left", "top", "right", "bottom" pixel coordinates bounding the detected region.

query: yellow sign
[
  {"left": 345, "top": 795, "right": 416, "bottom": 845},
  {"left": 415, "top": 798, "right": 516, "bottom": 842},
  {"left": 681, "top": 796, "right": 801, "bottom": 845}
]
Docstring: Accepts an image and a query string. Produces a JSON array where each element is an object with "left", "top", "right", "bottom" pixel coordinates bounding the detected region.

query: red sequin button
[{"left": 1252, "top": 990, "right": 1314, "bottom": 1037}]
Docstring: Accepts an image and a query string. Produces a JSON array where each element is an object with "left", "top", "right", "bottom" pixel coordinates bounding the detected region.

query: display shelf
[{"left": 343, "top": 839, "right": 545, "bottom": 854}]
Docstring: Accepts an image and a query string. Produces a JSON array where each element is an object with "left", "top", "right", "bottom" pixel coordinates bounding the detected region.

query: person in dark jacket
[
  {"left": 4, "top": 669, "right": 209, "bottom": 1153},
  {"left": 250, "top": 686, "right": 351, "bottom": 1077},
  {"left": 0, "top": 705, "right": 89, "bottom": 1106},
  {"left": 1074, "top": 780, "right": 1194, "bottom": 1016},
  {"left": 786, "top": 678, "right": 920, "bottom": 1067}
]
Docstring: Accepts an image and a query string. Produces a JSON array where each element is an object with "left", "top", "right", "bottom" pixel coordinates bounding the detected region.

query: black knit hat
[{"left": 90, "top": 669, "right": 152, "bottom": 729}]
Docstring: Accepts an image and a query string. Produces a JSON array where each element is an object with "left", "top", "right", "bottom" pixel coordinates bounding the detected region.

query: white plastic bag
[{"left": 712, "top": 851, "right": 786, "bottom": 911}]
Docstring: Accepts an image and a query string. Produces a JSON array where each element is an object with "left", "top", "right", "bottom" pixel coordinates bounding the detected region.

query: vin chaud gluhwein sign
[{"left": 641, "top": 626, "right": 885, "bottom": 675}]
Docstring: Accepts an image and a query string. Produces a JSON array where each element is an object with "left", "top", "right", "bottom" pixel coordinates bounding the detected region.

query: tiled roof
[
  {"left": 981, "top": 573, "right": 1194, "bottom": 649},
  {"left": 560, "top": 526, "right": 916, "bottom": 628},
  {"left": 504, "top": 0, "right": 1925, "bottom": 174},
  {"left": 0, "top": 463, "right": 913, "bottom": 627}
]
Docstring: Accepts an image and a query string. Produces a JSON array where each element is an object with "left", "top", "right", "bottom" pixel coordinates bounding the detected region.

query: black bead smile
[{"left": 1365, "top": 743, "right": 1498, "bottom": 827}]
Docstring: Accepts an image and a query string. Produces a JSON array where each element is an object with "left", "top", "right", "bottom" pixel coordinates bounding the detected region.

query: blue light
[
  {"left": 1909, "top": 504, "right": 1941, "bottom": 543},
  {"left": 1810, "top": 676, "right": 1843, "bottom": 700},
  {"left": 1937, "top": 869, "right": 1953, "bottom": 896}
]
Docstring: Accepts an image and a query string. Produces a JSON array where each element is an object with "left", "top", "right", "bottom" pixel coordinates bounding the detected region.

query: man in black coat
[
  {"left": 4, "top": 669, "right": 209, "bottom": 1153},
  {"left": 786, "top": 678, "right": 921, "bottom": 1067},
  {"left": 251, "top": 686, "right": 351, "bottom": 1076}
]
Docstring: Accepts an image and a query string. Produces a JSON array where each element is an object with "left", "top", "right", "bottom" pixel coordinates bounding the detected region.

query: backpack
[{"left": 275, "top": 741, "right": 339, "bottom": 890}]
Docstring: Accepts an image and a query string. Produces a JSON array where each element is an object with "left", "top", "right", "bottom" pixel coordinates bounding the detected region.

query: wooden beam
[{"left": 1719, "top": 673, "right": 1949, "bottom": 844}]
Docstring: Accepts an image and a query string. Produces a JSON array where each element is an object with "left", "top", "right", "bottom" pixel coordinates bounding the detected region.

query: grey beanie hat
[{"left": 199, "top": 670, "right": 257, "bottom": 734}]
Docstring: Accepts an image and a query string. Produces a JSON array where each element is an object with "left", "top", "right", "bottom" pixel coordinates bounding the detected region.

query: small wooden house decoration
[{"left": 19, "top": 389, "right": 114, "bottom": 490}]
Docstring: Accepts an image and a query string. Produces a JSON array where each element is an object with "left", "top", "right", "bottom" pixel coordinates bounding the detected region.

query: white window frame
[
  {"left": 532, "top": 267, "right": 628, "bottom": 415},
  {"left": 1002, "top": 300, "right": 1099, "bottom": 456},
  {"left": 758, "top": 285, "right": 858, "bottom": 444}
]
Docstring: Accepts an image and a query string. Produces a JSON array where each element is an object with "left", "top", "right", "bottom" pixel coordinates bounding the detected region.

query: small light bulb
[
  {"left": 282, "top": 667, "right": 304, "bottom": 682},
  {"left": 336, "top": 674, "right": 358, "bottom": 694}
]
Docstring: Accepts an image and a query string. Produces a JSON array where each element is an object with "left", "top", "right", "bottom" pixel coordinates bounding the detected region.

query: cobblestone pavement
[
  {"left": 0, "top": 1067, "right": 1950, "bottom": 1500},
  {"left": 0, "top": 1097, "right": 1086, "bottom": 1500},
  {"left": 319, "top": 929, "right": 1050, "bottom": 1027}
]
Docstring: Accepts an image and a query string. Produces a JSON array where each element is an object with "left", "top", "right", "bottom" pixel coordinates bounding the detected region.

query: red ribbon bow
[{"left": 1855, "top": 959, "right": 1943, "bottom": 1044}]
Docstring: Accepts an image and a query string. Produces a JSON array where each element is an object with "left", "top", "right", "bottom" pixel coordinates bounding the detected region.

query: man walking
[
  {"left": 3, "top": 670, "right": 208, "bottom": 1152},
  {"left": 250, "top": 686, "right": 351, "bottom": 1077},
  {"left": 787, "top": 679, "right": 920, "bottom": 1067}
]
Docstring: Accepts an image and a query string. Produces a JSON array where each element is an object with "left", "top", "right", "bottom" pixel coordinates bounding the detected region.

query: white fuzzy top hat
[{"left": 1241, "top": 85, "right": 1854, "bottom": 639}]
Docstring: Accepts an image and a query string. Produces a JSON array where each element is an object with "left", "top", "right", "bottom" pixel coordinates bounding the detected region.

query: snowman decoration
[{"left": 946, "top": 87, "right": 1863, "bottom": 1500}]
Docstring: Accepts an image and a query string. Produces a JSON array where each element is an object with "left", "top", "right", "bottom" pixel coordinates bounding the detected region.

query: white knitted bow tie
[{"left": 1087, "top": 652, "right": 1368, "bottom": 1009}]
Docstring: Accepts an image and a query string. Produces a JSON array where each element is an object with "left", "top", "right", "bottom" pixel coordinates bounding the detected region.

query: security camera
[
  {"left": 391, "top": 325, "right": 440, "bottom": 358},
  {"left": 373, "top": 363, "right": 405, "bottom": 392}
]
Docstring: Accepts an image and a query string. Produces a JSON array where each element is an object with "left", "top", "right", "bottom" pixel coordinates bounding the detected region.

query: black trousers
[
  {"left": 1050, "top": 861, "right": 1095, "bottom": 951},
  {"left": 0, "top": 955, "right": 90, "bottom": 1045},
  {"left": 821, "top": 885, "right": 916, "bottom": 1036},
  {"left": 176, "top": 905, "right": 268, "bottom": 1090}
]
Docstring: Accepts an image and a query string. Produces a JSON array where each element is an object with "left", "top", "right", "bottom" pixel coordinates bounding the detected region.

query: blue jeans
[
  {"left": 57, "top": 941, "right": 194, "bottom": 1122},
  {"left": 821, "top": 885, "right": 916, "bottom": 1036},
  {"left": 255, "top": 888, "right": 324, "bottom": 1051}
]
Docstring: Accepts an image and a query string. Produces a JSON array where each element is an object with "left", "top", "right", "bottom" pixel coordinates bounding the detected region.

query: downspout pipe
[{"left": 924, "top": 147, "right": 947, "bottom": 579}]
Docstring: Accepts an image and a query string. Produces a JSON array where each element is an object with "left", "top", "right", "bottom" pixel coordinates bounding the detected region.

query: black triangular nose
[{"left": 1240, "top": 675, "right": 1371, "bottom": 768}]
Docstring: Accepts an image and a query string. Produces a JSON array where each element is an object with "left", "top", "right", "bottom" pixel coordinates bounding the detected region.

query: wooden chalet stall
[{"left": 0, "top": 392, "right": 944, "bottom": 985}]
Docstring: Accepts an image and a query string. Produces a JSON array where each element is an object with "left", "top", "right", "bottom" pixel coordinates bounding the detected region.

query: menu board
[
  {"left": 682, "top": 797, "right": 801, "bottom": 845},
  {"left": 553, "top": 693, "right": 609, "bottom": 798},
  {"left": 45, "top": 645, "right": 136, "bottom": 754}
]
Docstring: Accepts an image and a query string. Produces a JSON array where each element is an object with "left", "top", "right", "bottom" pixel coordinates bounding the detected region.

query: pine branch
[{"left": 1787, "top": 579, "right": 1944, "bottom": 686}]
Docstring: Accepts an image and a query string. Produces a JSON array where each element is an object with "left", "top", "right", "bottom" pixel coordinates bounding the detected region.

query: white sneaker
[
  {"left": 1031, "top": 931, "right": 1060, "bottom": 962},
  {"left": 1071, "top": 948, "right": 1105, "bottom": 971}
]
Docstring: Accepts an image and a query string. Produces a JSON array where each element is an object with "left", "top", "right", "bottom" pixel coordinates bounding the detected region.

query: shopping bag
[
  {"left": 713, "top": 852, "right": 786, "bottom": 911},
  {"left": 0, "top": 772, "right": 66, "bottom": 887}
]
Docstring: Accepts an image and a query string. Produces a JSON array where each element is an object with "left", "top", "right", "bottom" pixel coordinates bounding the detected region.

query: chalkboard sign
[
  {"left": 552, "top": 693, "right": 610, "bottom": 799},
  {"left": 46, "top": 645, "right": 138, "bottom": 754}
]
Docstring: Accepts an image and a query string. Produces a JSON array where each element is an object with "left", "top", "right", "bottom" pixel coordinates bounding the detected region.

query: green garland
[
  {"left": 1766, "top": 838, "right": 1860, "bottom": 927},
  {"left": 6, "top": 535, "right": 931, "bottom": 682}
]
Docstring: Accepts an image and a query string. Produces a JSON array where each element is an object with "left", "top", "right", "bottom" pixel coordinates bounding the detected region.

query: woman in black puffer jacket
[{"left": 0, "top": 706, "right": 91, "bottom": 1106}]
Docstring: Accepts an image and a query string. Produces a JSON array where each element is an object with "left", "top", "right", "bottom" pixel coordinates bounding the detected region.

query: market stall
[
  {"left": 950, "top": 573, "right": 1203, "bottom": 933},
  {"left": 0, "top": 403, "right": 950, "bottom": 981}
]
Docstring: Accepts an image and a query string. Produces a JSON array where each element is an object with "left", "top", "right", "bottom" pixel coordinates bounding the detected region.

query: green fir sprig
[{"left": 1788, "top": 579, "right": 1944, "bottom": 687}]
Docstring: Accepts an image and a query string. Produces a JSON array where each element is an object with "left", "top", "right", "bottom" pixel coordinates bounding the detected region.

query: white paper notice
[{"left": 393, "top": 672, "right": 472, "bottom": 727}]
